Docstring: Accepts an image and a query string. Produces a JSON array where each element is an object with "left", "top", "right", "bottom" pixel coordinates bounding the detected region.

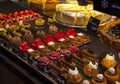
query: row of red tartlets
[
  {"left": 0, "top": 10, "right": 42, "bottom": 27},
  {"left": 20, "top": 28, "right": 88, "bottom": 53}
]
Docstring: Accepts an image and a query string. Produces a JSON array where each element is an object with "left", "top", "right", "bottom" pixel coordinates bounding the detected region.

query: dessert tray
[{"left": 53, "top": 14, "right": 116, "bottom": 29}]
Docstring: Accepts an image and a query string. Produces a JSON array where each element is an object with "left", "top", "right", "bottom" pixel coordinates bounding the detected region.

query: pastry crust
[{"left": 100, "top": 19, "right": 120, "bottom": 50}]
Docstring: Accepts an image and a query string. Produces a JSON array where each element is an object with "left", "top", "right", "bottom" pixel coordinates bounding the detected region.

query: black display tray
[{"left": 0, "top": 1, "right": 120, "bottom": 84}]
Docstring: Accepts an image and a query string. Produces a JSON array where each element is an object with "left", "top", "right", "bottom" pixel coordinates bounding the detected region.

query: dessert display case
[{"left": 0, "top": 0, "right": 120, "bottom": 84}]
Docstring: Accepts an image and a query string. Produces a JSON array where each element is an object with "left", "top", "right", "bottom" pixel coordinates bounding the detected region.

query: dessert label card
[
  {"left": 87, "top": 16, "right": 100, "bottom": 34},
  {"left": 94, "top": 0, "right": 120, "bottom": 17}
]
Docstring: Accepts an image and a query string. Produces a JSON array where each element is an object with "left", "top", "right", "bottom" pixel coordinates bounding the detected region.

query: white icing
[
  {"left": 38, "top": 45, "right": 45, "bottom": 49},
  {"left": 108, "top": 67, "right": 115, "bottom": 74},
  {"left": 96, "top": 74, "right": 104, "bottom": 80},
  {"left": 58, "top": 38, "right": 65, "bottom": 42},
  {"left": 89, "top": 61, "right": 98, "bottom": 70},
  {"left": 77, "top": 33, "right": 84, "bottom": 36},
  {"left": 68, "top": 35, "right": 74, "bottom": 38},
  {"left": 105, "top": 53, "right": 115, "bottom": 60},
  {"left": 69, "top": 67, "right": 78, "bottom": 75},
  {"left": 83, "top": 80, "right": 90, "bottom": 84},
  {"left": 48, "top": 41, "right": 55, "bottom": 45},
  {"left": 27, "top": 48, "right": 34, "bottom": 52}
]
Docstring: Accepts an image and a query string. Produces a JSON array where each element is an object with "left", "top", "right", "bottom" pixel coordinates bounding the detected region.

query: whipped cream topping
[
  {"left": 83, "top": 80, "right": 90, "bottom": 84},
  {"left": 89, "top": 61, "right": 98, "bottom": 70},
  {"left": 48, "top": 41, "right": 55, "bottom": 45},
  {"left": 105, "top": 53, "right": 115, "bottom": 60},
  {"left": 38, "top": 45, "right": 45, "bottom": 49},
  {"left": 69, "top": 67, "right": 78, "bottom": 75},
  {"left": 77, "top": 33, "right": 84, "bottom": 36},
  {"left": 27, "top": 48, "right": 34, "bottom": 52},
  {"left": 96, "top": 74, "right": 104, "bottom": 80},
  {"left": 58, "top": 38, "right": 65, "bottom": 42},
  {"left": 68, "top": 35, "right": 74, "bottom": 38},
  {"left": 108, "top": 67, "right": 115, "bottom": 74}
]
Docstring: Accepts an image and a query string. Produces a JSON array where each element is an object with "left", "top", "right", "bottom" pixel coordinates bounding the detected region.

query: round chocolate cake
[{"left": 100, "top": 19, "right": 120, "bottom": 50}]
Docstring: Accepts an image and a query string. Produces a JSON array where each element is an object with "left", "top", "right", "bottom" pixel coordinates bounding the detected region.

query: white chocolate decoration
[
  {"left": 108, "top": 67, "right": 115, "bottom": 74},
  {"left": 83, "top": 80, "right": 90, "bottom": 84},
  {"left": 96, "top": 74, "right": 104, "bottom": 80},
  {"left": 27, "top": 48, "right": 34, "bottom": 52},
  {"left": 89, "top": 61, "right": 98, "bottom": 70},
  {"left": 48, "top": 41, "right": 55, "bottom": 45},
  {"left": 38, "top": 45, "right": 45, "bottom": 49},
  {"left": 69, "top": 67, "right": 78, "bottom": 76},
  {"left": 58, "top": 38, "right": 65, "bottom": 42},
  {"left": 68, "top": 35, "right": 74, "bottom": 38},
  {"left": 105, "top": 53, "right": 115, "bottom": 60}
]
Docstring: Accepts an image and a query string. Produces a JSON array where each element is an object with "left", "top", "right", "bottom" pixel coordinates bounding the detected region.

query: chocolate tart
[{"left": 100, "top": 19, "right": 120, "bottom": 50}]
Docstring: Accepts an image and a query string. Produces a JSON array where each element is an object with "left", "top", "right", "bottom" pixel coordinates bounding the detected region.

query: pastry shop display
[
  {"left": 104, "top": 67, "right": 119, "bottom": 83},
  {"left": 35, "top": 30, "right": 46, "bottom": 40},
  {"left": 27, "top": 0, "right": 60, "bottom": 10},
  {"left": 91, "top": 74, "right": 107, "bottom": 84},
  {"left": 55, "top": 4, "right": 111, "bottom": 27},
  {"left": 100, "top": 19, "right": 120, "bottom": 50},
  {"left": 49, "top": 25, "right": 58, "bottom": 36},
  {"left": 83, "top": 61, "right": 99, "bottom": 77},
  {"left": 101, "top": 53, "right": 117, "bottom": 68},
  {"left": 66, "top": 67, "right": 82, "bottom": 84}
]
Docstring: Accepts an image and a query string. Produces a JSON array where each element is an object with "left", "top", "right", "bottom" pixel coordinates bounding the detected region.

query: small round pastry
[
  {"left": 35, "top": 18, "right": 45, "bottom": 27},
  {"left": 91, "top": 74, "right": 107, "bottom": 84},
  {"left": 101, "top": 53, "right": 117, "bottom": 68},
  {"left": 66, "top": 67, "right": 82, "bottom": 84},
  {"left": 36, "top": 30, "right": 46, "bottom": 40},
  {"left": 23, "top": 30, "right": 34, "bottom": 46},
  {"left": 83, "top": 61, "right": 99, "bottom": 77},
  {"left": 11, "top": 36, "right": 22, "bottom": 47},
  {"left": 19, "top": 20, "right": 31, "bottom": 29},
  {"left": 48, "top": 18, "right": 55, "bottom": 24},
  {"left": 104, "top": 67, "right": 119, "bottom": 83},
  {"left": 39, "top": 56, "right": 51, "bottom": 68},
  {"left": 49, "top": 25, "right": 58, "bottom": 36}
]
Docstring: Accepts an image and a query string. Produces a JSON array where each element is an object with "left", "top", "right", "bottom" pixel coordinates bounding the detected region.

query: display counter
[{"left": 0, "top": 0, "right": 120, "bottom": 84}]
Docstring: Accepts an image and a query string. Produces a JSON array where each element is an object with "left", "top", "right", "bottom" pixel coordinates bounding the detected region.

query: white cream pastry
[
  {"left": 105, "top": 53, "right": 115, "bottom": 60},
  {"left": 96, "top": 74, "right": 104, "bottom": 80},
  {"left": 83, "top": 80, "right": 90, "bottom": 84},
  {"left": 108, "top": 67, "right": 115, "bottom": 74}
]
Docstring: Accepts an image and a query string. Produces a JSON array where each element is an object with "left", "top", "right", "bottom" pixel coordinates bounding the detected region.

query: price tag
[
  {"left": 57, "top": 74, "right": 66, "bottom": 84},
  {"left": 87, "top": 16, "right": 100, "bottom": 33}
]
